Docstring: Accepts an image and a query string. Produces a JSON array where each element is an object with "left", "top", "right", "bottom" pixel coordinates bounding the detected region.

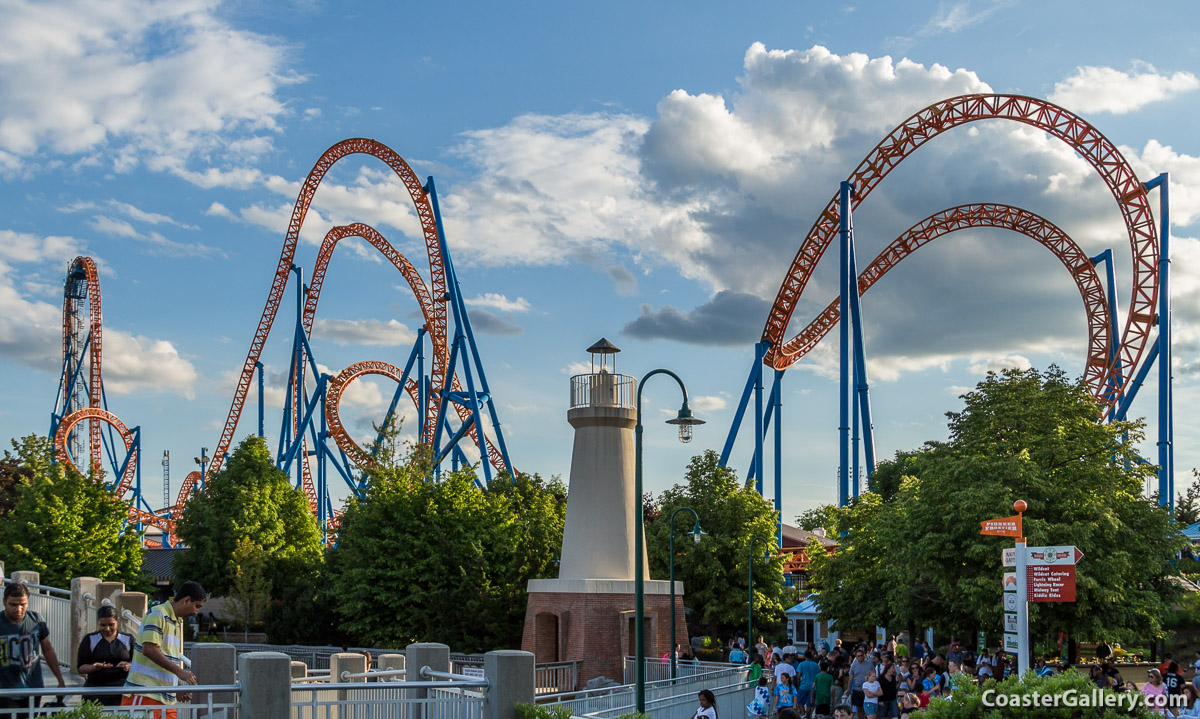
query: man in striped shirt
[{"left": 121, "top": 581, "right": 207, "bottom": 718}]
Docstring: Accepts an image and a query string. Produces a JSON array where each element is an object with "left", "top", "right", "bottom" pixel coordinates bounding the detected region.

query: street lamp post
[
  {"left": 635, "top": 369, "right": 705, "bottom": 714},
  {"left": 748, "top": 535, "right": 771, "bottom": 658},
  {"left": 668, "top": 506, "right": 705, "bottom": 680}
]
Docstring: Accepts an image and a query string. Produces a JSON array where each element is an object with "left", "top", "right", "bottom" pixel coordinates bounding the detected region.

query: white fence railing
[
  {"left": 579, "top": 678, "right": 756, "bottom": 719},
  {"left": 539, "top": 665, "right": 747, "bottom": 715},
  {"left": 26, "top": 589, "right": 71, "bottom": 668},
  {"left": 622, "top": 656, "right": 741, "bottom": 685},
  {"left": 291, "top": 680, "right": 486, "bottom": 719},
  {"left": 0, "top": 684, "right": 240, "bottom": 718}
]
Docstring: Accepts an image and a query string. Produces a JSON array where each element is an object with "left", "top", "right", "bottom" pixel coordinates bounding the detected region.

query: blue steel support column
[
  {"left": 1146, "top": 173, "right": 1172, "bottom": 509},
  {"left": 720, "top": 342, "right": 768, "bottom": 469},
  {"left": 772, "top": 369, "right": 783, "bottom": 546},
  {"left": 851, "top": 366, "right": 860, "bottom": 498},
  {"left": 753, "top": 348, "right": 764, "bottom": 495},
  {"left": 427, "top": 177, "right": 513, "bottom": 478},
  {"left": 290, "top": 264, "right": 305, "bottom": 491},
  {"left": 256, "top": 360, "right": 265, "bottom": 438},
  {"left": 838, "top": 181, "right": 854, "bottom": 506},
  {"left": 1114, "top": 340, "right": 1158, "bottom": 423},
  {"left": 847, "top": 236, "right": 876, "bottom": 480},
  {"left": 1089, "top": 250, "right": 1124, "bottom": 415}
]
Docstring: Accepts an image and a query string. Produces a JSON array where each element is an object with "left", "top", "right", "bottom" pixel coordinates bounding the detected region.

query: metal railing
[
  {"left": 291, "top": 677, "right": 486, "bottom": 719},
  {"left": 0, "top": 578, "right": 71, "bottom": 597},
  {"left": 23, "top": 591, "right": 71, "bottom": 669},
  {"left": 0, "top": 683, "right": 241, "bottom": 718},
  {"left": 539, "top": 664, "right": 747, "bottom": 714},
  {"left": 579, "top": 678, "right": 756, "bottom": 719},
  {"left": 569, "top": 373, "right": 635, "bottom": 409},
  {"left": 534, "top": 660, "right": 579, "bottom": 694},
  {"left": 622, "top": 656, "right": 740, "bottom": 684}
]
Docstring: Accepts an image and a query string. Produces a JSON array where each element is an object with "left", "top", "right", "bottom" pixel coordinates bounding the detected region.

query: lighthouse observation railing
[{"left": 570, "top": 373, "right": 635, "bottom": 410}]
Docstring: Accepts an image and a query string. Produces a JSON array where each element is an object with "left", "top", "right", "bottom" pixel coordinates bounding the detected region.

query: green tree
[
  {"left": 796, "top": 504, "right": 837, "bottom": 534},
  {"left": 329, "top": 459, "right": 566, "bottom": 651},
  {"left": 227, "top": 537, "right": 270, "bottom": 632},
  {"left": 172, "top": 435, "right": 322, "bottom": 597},
  {"left": 1175, "top": 471, "right": 1200, "bottom": 526},
  {"left": 809, "top": 367, "right": 1183, "bottom": 645},
  {"left": 645, "top": 450, "right": 788, "bottom": 639},
  {"left": 0, "top": 435, "right": 144, "bottom": 588}
]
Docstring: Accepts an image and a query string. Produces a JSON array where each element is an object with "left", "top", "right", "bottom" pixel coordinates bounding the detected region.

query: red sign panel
[
  {"left": 1026, "top": 565, "right": 1077, "bottom": 602},
  {"left": 980, "top": 515, "right": 1022, "bottom": 537}
]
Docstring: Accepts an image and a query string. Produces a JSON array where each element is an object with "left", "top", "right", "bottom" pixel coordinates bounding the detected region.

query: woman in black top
[{"left": 76, "top": 605, "right": 133, "bottom": 705}]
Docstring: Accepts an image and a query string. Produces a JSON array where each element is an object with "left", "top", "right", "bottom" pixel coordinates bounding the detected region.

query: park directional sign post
[
  {"left": 982, "top": 501, "right": 1083, "bottom": 677},
  {"left": 982, "top": 500, "right": 1030, "bottom": 676}
]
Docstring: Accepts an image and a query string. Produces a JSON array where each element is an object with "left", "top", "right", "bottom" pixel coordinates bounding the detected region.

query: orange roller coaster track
[
  {"left": 786, "top": 203, "right": 1113, "bottom": 399},
  {"left": 761, "top": 94, "right": 1158, "bottom": 400},
  {"left": 176, "top": 139, "right": 514, "bottom": 511}
]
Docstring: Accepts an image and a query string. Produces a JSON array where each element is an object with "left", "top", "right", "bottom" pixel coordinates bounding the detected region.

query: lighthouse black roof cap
[{"left": 586, "top": 337, "right": 620, "bottom": 354}]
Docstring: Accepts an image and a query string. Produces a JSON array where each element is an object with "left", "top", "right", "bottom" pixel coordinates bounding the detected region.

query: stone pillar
[
  {"left": 483, "top": 650, "right": 535, "bottom": 719},
  {"left": 188, "top": 643, "right": 236, "bottom": 716},
  {"left": 290, "top": 661, "right": 308, "bottom": 679},
  {"left": 238, "top": 652, "right": 291, "bottom": 719},
  {"left": 69, "top": 577, "right": 101, "bottom": 677},
  {"left": 116, "top": 592, "right": 147, "bottom": 636},
  {"left": 10, "top": 570, "right": 40, "bottom": 591},
  {"left": 329, "top": 653, "right": 367, "bottom": 719},
  {"left": 97, "top": 581, "right": 124, "bottom": 608},
  {"left": 406, "top": 643, "right": 450, "bottom": 719},
  {"left": 377, "top": 653, "right": 405, "bottom": 681}
]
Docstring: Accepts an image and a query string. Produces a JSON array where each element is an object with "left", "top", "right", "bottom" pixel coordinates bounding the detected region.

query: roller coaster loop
[{"left": 176, "top": 139, "right": 514, "bottom": 515}]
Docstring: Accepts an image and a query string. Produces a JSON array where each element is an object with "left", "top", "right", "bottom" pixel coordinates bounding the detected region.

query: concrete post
[
  {"left": 11, "top": 570, "right": 40, "bottom": 591},
  {"left": 238, "top": 652, "right": 291, "bottom": 719},
  {"left": 329, "top": 653, "right": 368, "bottom": 719},
  {"left": 290, "top": 661, "right": 308, "bottom": 679},
  {"left": 483, "top": 650, "right": 535, "bottom": 719},
  {"left": 406, "top": 643, "right": 450, "bottom": 719},
  {"left": 187, "top": 643, "right": 237, "bottom": 716},
  {"left": 97, "top": 581, "right": 124, "bottom": 608},
  {"left": 69, "top": 577, "right": 101, "bottom": 677},
  {"left": 116, "top": 592, "right": 147, "bottom": 636},
  {"left": 377, "top": 653, "right": 405, "bottom": 680}
]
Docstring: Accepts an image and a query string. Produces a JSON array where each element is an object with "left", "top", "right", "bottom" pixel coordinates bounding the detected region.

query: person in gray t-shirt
[{"left": 848, "top": 648, "right": 873, "bottom": 713}]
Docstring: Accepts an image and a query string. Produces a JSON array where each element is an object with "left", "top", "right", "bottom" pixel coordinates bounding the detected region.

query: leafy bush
[
  {"left": 922, "top": 670, "right": 1161, "bottom": 719},
  {"left": 515, "top": 703, "right": 575, "bottom": 719},
  {"left": 46, "top": 702, "right": 107, "bottom": 718}
]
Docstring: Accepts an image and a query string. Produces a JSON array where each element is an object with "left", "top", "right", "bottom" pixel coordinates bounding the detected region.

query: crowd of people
[{"left": 693, "top": 634, "right": 1200, "bottom": 719}]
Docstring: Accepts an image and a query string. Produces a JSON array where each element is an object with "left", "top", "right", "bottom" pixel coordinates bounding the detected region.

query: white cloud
[
  {"left": 0, "top": 229, "right": 87, "bottom": 265},
  {"left": 0, "top": 243, "right": 197, "bottom": 398},
  {"left": 465, "top": 293, "right": 532, "bottom": 313},
  {"left": 967, "top": 355, "right": 1033, "bottom": 375},
  {"left": 0, "top": 0, "right": 298, "bottom": 177},
  {"left": 102, "top": 331, "right": 198, "bottom": 399},
  {"left": 1049, "top": 63, "right": 1199, "bottom": 115},
  {"left": 691, "top": 395, "right": 728, "bottom": 413},
  {"left": 312, "top": 318, "right": 418, "bottom": 347}
]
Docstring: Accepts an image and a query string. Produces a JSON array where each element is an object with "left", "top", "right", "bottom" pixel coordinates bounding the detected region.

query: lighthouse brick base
[{"left": 521, "top": 579, "right": 688, "bottom": 686}]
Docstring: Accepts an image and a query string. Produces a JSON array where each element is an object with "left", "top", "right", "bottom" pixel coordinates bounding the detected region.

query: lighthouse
[{"left": 521, "top": 339, "right": 690, "bottom": 684}]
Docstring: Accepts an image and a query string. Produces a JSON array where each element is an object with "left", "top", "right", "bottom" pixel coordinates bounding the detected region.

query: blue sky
[{"left": 2, "top": 0, "right": 1199, "bottom": 522}]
